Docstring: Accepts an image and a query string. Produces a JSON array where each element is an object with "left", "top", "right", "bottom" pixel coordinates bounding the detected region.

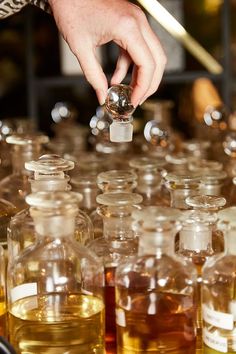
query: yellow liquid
[
  {"left": 116, "top": 290, "right": 196, "bottom": 354},
  {"left": 9, "top": 293, "right": 105, "bottom": 354}
]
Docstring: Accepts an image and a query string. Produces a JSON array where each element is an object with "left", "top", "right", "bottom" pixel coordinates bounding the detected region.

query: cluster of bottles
[{"left": 0, "top": 83, "right": 236, "bottom": 354}]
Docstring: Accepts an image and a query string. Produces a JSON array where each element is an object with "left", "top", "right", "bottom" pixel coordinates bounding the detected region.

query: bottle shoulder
[{"left": 202, "top": 253, "right": 236, "bottom": 277}]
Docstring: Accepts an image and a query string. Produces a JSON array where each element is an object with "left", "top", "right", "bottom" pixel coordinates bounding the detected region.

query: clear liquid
[
  {"left": 9, "top": 293, "right": 105, "bottom": 354},
  {"left": 116, "top": 288, "right": 196, "bottom": 354}
]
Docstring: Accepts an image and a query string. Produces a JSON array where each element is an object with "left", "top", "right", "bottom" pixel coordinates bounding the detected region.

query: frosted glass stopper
[
  {"left": 26, "top": 191, "right": 82, "bottom": 209},
  {"left": 109, "top": 121, "right": 133, "bottom": 142},
  {"left": 129, "top": 157, "right": 166, "bottom": 170},
  {"left": 25, "top": 154, "right": 74, "bottom": 173},
  {"left": 6, "top": 134, "right": 49, "bottom": 145},
  {"left": 186, "top": 195, "right": 226, "bottom": 210},
  {"left": 96, "top": 192, "right": 143, "bottom": 206}
]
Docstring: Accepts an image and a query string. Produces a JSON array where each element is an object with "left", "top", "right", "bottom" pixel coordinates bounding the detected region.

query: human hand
[{"left": 48, "top": 0, "right": 166, "bottom": 107}]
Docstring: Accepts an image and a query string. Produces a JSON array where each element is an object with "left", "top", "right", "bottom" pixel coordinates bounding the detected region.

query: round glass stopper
[{"left": 105, "top": 84, "right": 134, "bottom": 118}]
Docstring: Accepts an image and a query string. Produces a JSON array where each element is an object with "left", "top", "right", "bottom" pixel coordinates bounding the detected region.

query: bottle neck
[
  {"left": 12, "top": 146, "right": 42, "bottom": 174},
  {"left": 136, "top": 169, "right": 162, "bottom": 195},
  {"left": 179, "top": 224, "right": 212, "bottom": 251},
  {"left": 30, "top": 178, "right": 70, "bottom": 193},
  {"left": 138, "top": 230, "right": 174, "bottom": 256},
  {"left": 200, "top": 183, "right": 222, "bottom": 196},
  {"left": 98, "top": 205, "right": 135, "bottom": 240},
  {"left": 170, "top": 189, "right": 198, "bottom": 209}
]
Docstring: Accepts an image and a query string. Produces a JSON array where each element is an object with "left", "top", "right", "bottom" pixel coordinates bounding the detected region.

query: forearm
[{"left": 0, "top": 0, "right": 51, "bottom": 19}]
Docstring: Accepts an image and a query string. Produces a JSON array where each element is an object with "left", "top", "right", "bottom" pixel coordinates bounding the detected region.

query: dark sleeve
[{"left": 0, "top": 0, "right": 51, "bottom": 19}]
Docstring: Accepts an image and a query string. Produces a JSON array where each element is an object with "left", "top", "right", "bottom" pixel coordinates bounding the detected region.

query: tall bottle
[
  {"left": 7, "top": 191, "right": 105, "bottom": 354},
  {"left": 129, "top": 156, "right": 168, "bottom": 206},
  {"left": 88, "top": 192, "right": 143, "bottom": 353},
  {"left": 178, "top": 207, "right": 216, "bottom": 353},
  {"left": 8, "top": 154, "right": 93, "bottom": 262},
  {"left": 91, "top": 169, "right": 138, "bottom": 238},
  {"left": 202, "top": 206, "right": 236, "bottom": 354},
  {"left": 115, "top": 206, "right": 197, "bottom": 354},
  {"left": 0, "top": 134, "right": 49, "bottom": 211}
]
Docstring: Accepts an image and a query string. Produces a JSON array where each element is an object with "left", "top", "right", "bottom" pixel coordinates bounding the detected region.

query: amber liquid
[
  {"left": 9, "top": 293, "right": 105, "bottom": 354},
  {"left": 116, "top": 288, "right": 196, "bottom": 354},
  {"left": 105, "top": 267, "right": 116, "bottom": 354},
  {"left": 0, "top": 293, "right": 7, "bottom": 338}
]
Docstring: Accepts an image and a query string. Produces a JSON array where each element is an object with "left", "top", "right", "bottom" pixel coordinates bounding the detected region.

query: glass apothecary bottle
[
  {"left": 178, "top": 208, "right": 216, "bottom": 352},
  {"left": 91, "top": 169, "right": 138, "bottom": 238},
  {"left": 129, "top": 156, "right": 169, "bottom": 206},
  {"left": 115, "top": 206, "right": 197, "bottom": 354},
  {"left": 202, "top": 206, "right": 236, "bottom": 354},
  {"left": 8, "top": 154, "right": 93, "bottom": 262},
  {"left": 186, "top": 195, "right": 226, "bottom": 253},
  {"left": 88, "top": 192, "right": 143, "bottom": 353},
  {"left": 7, "top": 191, "right": 105, "bottom": 354},
  {"left": 0, "top": 245, "right": 7, "bottom": 338},
  {"left": 0, "top": 134, "right": 49, "bottom": 211}
]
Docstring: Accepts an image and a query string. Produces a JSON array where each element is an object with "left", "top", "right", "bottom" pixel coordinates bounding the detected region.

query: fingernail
[{"left": 96, "top": 89, "right": 106, "bottom": 106}]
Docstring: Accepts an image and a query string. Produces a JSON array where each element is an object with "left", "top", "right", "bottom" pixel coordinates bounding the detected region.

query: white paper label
[
  {"left": 203, "top": 328, "right": 228, "bottom": 353},
  {"left": 11, "top": 283, "right": 37, "bottom": 303},
  {"left": 203, "top": 304, "right": 234, "bottom": 330},
  {"left": 116, "top": 308, "right": 126, "bottom": 327}
]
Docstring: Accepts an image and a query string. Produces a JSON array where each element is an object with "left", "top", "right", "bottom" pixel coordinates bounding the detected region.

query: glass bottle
[
  {"left": 129, "top": 156, "right": 169, "bottom": 206},
  {"left": 88, "top": 192, "right": 143, "bottom": 354},
  {"left": 164, "top": 171, "right": 201, "bottom": 210},
  {"left": 8, "top": 154, "right": 93, "bottom": 262},
  {"left": 0, "top": 245, "right": 7, "bottom": 338},
  {"left": 91, "top": 169, "right": 138, "bottom": 238},
  {"left": 181, "top": 139, "right": 210, "bottom": 160},
  {"left": 178, "top": 208, "right": 216, "bottom": 353},
  {"left": 185, "top": 195, "right": 226, "bottom": 253},
  {"left": 0, "top": 134, "right": 49, "bottom": 211},
  {"left": 7, "top": 191, "right": 105, "bottom": 354},
  {"left": 202, "top": 206, "right": 236, "bottom": 354},
  {"left": 115, "top": 206, "right": 197, "bottom": 354},
  {"left": 165, "top": 151, "right": 190, "bottom": 173}
]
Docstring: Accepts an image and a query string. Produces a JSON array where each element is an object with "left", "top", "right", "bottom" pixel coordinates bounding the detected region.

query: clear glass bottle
[
  {"left": 164, "top": 171, "right": 201, "bottom": 210},
  {"left": 91, "top": 170, "right": 138, "bottom": 238},
  {"left": 181, "top": 139, "right": 210, "bottom": 160},
  {"left": 178, "top": 208, "right": 216, "bottom": 353},
  {"left": 7, "top": 191, "right": 105, "bottom": 354},
  {"left": 0, "top": 134, "right": 49, "bottom": 211},
  {"left": 0, "top": 245, "right": 7, "bottom": 338},
  {"left": 115, "top": 206, "right": 197, "bottom": 354},
  {"left": 88, "top": 192, "right": 143, "bottom": 353},
  {"left": 8, "top": 154, "right": 93, "bottom": 262},
  {"left": 129, "top": 156, "right": 169, "bottom": 206},
  {"left": 185, "top": 195, "right": 226, "bottom": 253},
  {"left": 202, "top": 206, "right": 236, "bottom": 354}
]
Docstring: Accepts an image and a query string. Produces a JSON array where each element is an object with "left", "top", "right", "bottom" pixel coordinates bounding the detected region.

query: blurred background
[{"left": 0, "top": 0, "right": 234, "bottom": 138}]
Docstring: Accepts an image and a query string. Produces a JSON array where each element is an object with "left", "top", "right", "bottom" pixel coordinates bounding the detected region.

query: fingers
[
  {"left": 72, "top": 41, "right": 108, "bottom": 105},
  {"left": 110, "top": 49, "right": 132, "bottom": 85}
]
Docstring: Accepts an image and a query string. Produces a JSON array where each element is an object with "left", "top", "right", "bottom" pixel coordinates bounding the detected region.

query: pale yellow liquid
[
  {"left": 9, "top": 293, "right": 105, "bottom": 354},
  {"left": 0, "top": 294, "right": 7, "bottom": 337}
]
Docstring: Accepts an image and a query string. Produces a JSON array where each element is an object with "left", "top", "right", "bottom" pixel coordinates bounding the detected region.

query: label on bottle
[
  {"left": 11, "top": 282, "right": 37, "bottom": 303},
  {"left": 202, "top": 304, "right": 234, "bottom": 330},
  {"left": 203, "top": 328, "right": 227, "bottom": 353},
  {"left": 116, "top": 308, "right": 126, "bottom": 327}
]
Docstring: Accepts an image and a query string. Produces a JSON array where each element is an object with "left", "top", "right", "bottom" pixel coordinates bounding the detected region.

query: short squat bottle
[
  {"left": 7, "top": 191, "right": 105, "bottom": 354},
  {"left": 115, "top": 206, "right": 197, "bottom": 354},
  {"left": 202, "top": 206, "right": 236, "bottom": 354},
  {"left": 88, "top": 192, "right": 142, "bottom": 353},
  {"left": 0, "top": 134, "right": 49, "bottom": 211},
  {"left": 8, "top": 154, "right": 93, "bottom": 262}
]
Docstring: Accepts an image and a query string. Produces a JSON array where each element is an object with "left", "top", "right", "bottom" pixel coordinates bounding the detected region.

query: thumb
[{"left": 73, "top": 42, "right": 108, "bottom": 105}]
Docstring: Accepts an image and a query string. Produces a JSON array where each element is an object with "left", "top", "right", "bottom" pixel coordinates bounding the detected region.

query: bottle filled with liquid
[
  {"left": 115, "top": 206, "right": 197, "bottom": 354},
  {"left": 88, "top": 192, "right": 142, "bottom": 353},
  {"left": 202, "top": 206, "right": 236, "bottom": 354},
  {"left": 0, "top": 245, "right": 7, "bottom": 338},
  {"left": 0, "top": 134, "right": 49, "bottom": 211},
  {"left": 8, "top": 154, "right": 94, "bottom": 263},
  {"left": 7, "top": 191, "right": 105, "bottom": 354}
]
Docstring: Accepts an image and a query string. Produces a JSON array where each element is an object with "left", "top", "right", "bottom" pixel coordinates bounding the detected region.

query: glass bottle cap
[
  {"left": 164, "top": 171, "right": 200, "bottom": 187},
  {"left": 105, "top": 84, "right": 135, "bottom": 117},
  {"left": 6, "top": 134, "right": 49, "bottom": 145},
  {"left": 25, "top": 154, "right": 75, "bottom": 173},
  {"left": 109, "top": 121, "right": 133, "bottom": 142},
  {"left": 97, "top": 170, "right": 137, "bottom": 184},
  {"left": 186, "top": 195, "right": 226, "bottom": 210},
  {"left": 188, "top": 159, "right": 223, "bottom": 172},
  {"left": 180, "top": 210, "right": 217, "bottom": 225},
  {"left": 26, "top": 191, "right": 83, "bottom": 209},
  {"left": 96, "top": 192, "right": 143, "bottom": 206},
  {"left": 129, "top": 157, "right": 166, "bottom": 170},
  {"left": 218, "top": 207, "right": 236, "bottom": 226},
  {"left": 200, "top": 170, "right": 227, "bottom": 182},
  {"left": 165, "top": 152, "right": 189, "bottom": 165},
  {"left": 182, "top": 139, "right": 210, "bottom": 152}
]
